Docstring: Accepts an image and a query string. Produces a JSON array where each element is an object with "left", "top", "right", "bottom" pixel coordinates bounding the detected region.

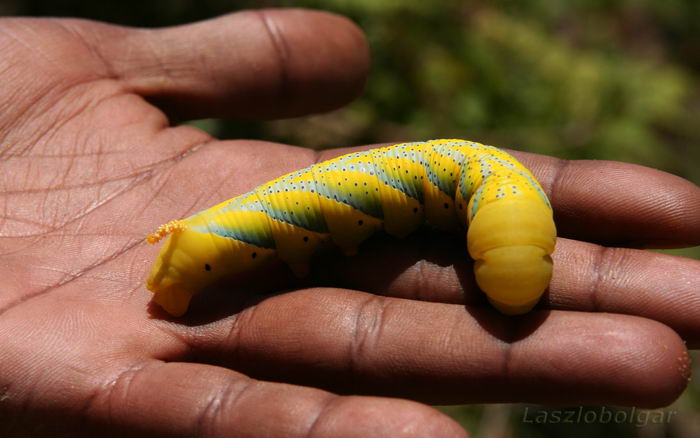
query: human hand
[{"left": 1, "top": 9, "right": 699, "bottom": 438}]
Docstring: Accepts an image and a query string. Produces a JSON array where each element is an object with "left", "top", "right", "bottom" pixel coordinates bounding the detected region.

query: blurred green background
[{"left": 4, "top": 1, "right": 698, "bottom": 436}]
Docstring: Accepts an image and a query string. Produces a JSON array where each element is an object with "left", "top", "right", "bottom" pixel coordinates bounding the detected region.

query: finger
[
  {"left": 546, "top": 238, "right": 700, "bottom": 347},
  {"left": 511, "top": 151, "right": 700, "bottom": 247},
  {"left": 84, "top": 361, "right": 466, "bottom": 438},
  {"left": 89, "top": 9, "right": 370, "bottom": 120},
  {"left": 306, "top": 235, "right": 700, "bottom": 347},
  {"left": 179, "top": 290, "right": 690, "bottom": 409}
]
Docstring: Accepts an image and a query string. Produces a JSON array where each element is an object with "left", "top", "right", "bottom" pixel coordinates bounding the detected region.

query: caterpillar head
[
  {"left": 145, "top": 221, "right": 229, "bottom": 316},
  {"left": 467, "top": 198, "right": 556, "bottom": 315}
]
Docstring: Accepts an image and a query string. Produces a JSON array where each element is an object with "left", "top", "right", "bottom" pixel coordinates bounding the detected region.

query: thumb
[{"left": 80, "top": 9, "right": 371, "bottom": 120}]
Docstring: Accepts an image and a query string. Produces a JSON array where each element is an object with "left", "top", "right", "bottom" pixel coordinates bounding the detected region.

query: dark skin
[{"left": 0, "top": 9, "right": 699, "bottom": 438}]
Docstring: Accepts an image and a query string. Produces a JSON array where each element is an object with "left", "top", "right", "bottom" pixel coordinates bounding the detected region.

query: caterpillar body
[{"left": 146, "top": 139, "right": 556, "bottom": 317}]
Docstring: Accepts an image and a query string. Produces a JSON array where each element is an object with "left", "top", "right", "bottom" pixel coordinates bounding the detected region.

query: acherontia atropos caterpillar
[{"left": 146, "top": 139, "right": 556, "bottom": 316}]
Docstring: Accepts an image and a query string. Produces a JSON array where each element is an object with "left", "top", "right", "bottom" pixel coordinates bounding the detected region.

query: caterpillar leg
[
  {"left": 151, "top": 286, "right": 192, "bottom": 317},
  {"left": 287, "top": 260, "right": 310, "bottom": 278}
]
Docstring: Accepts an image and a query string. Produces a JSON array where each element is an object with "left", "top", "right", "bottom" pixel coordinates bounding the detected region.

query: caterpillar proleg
[{"left": 146, "top": 139, "right": 556, "bottom": 316}]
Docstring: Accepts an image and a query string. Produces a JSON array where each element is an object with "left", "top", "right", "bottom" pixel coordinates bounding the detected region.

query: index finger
[
  {"left": 512, "top": 150, "right": 700, "bottom": 248},
  {"left": 82, "top": 362, "right": 466, "bottom": 438},
  {"left": 59, "top": 9, "right": 370, "bottom": 121},
  {"left": 175, "top": 288, "right": 690, "bottom": 408}
]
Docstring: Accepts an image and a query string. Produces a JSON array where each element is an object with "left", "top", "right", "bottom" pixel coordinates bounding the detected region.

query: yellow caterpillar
[{"left": 146, "top": 139, "right": 556, "bottom": 316}]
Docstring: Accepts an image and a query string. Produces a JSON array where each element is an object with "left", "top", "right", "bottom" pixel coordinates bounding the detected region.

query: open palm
[{"left": 1, "top": 9, "right": 699, "bottom": 438}]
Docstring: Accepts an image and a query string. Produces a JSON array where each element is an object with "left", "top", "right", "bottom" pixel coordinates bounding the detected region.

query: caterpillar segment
[{"left": 146, "top": 139, "right": 556, "bottom": 316}]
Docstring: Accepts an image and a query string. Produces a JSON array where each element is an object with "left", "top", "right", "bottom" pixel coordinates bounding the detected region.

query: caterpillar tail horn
[
  {"left": 145, "top": 220, "right": 195, "bottom": 316},
  {"left": 146, "top": 220, "right": 187, "bottom": 244}
]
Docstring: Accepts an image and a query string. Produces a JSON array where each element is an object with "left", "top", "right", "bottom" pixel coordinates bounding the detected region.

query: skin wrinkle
[
  {"left": 56, "top": 20, "right": 117, "bottom": 81},
  {"left": 116, "top": 282, "right": 142, "bottom": 303},
  {"left": 0, "top": 23, "right": 91, "bottom": 148},
  {"left": 598, "top": 247, "right": 633, "bottom": 308},
  {"left": 1, "top": 80, "right": 122, "bottom": 160},
  {"left": 0, "top": 58, "right": 28, "bottom": 118},
  {"left": 148, "top": 164, "right": 203, "bottom": 216},
  {"left": 144, "top": 163, "right": 190, "bottom": 213},
  {"left": 195, "top": 377, "right": 247, "bottom": 438},
  {"left": 34, "top": 91, "right": 121, "bottom": 186},
  {"left": 74, "top": 382, "right": 105, "bottom": 436},
  {"left": 0, "top": 216, "right": 53, "bottom": 235},
  {"left": 5, "top": 172, "right": 145, "bottom": 229},
  {"left": 348, "top": 295, "right": 387, "bottom": 386},
  {"left": 119, "top": 29, "right": 175, "bottom": 91},
  {"left": 411, "top": 259, "right": 436, "bottom": 301},
  {"left": 186, "top": 152, "right": 249, "bottom": 210},
  {"left": 0, "top": 88, "right": 50, "bottom": 157},
  {"left": 0, "top": 384, "right": 20, "bottom": 435},
  {"left": 147, "top": 323, "right": 194, "bottom": 362},
  {"left": 0, "top": 202, "right": 6, "bottom": 238},
  {"left": 4, "top": 88, "right": 136, "bottom": 198},
  {"left": 0, "top": 236, "right": 47, "bottom": 259},
  {"left": 54, "top": 146, "right": 79, "bottom": 204},
  {"left": 412, "top": 258, "right": 463, "bottom": 303},
  {"left": 0, "top": 384, "right": 10, "bottom": 403},
  {"left": 589, "top": 245, "right": 616, "bottom": 312},
  {"left": 0, "top": 233, "right": 143, "bottom": 317},
  {"left": 29, "top": 263, "right": 83, "bottom": 287},
  {"left": 544, "top": 156, "right": 570, "bottom": 215},
  {"left": 2, "top": 149, "right": 128, "bottom": 159},
  {"left": 204, "top": 378, "right": 259, "bottom": 437},
  {"left": 219, "top": 303, "right": 256, "bottom": 365},
  {"left": 256, "top": 10, "right": 292, "bottom": 113},
  {"left": 17, "top": 234, "right": 107, "bottom": 292},
  {"left": 439, "top": 309, "right": 466, "bottom": 364},
  {"left": 304, "top": 394, "right": 342, "bottom": 438},
  {"left": 3, "top": 136, "right": 212, "bottom": 237},
  {"left": 98, "top": 361, "right": 160, "bottom": 428},
  {"left": 42, "top": 81, "right": 120, "bottom": 139},
  {"left": 136, "top": 29, "right": 177, "bottom": 93},
  {"left": 178, "top": 141, "right": 320, "bottom": 216},
  {"left": 493, "top": 317, "right": 520, "bottom": 392},
  {"left": 8, "top": 20, "right": 67, "bottom": 70}
]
